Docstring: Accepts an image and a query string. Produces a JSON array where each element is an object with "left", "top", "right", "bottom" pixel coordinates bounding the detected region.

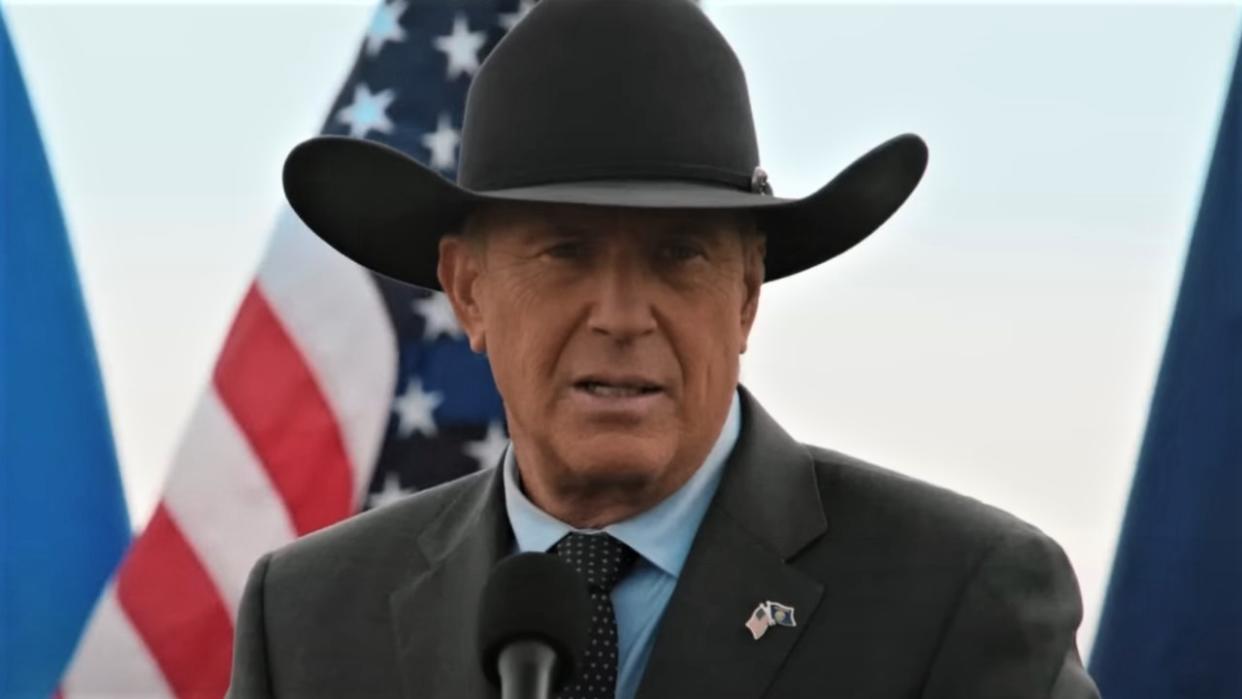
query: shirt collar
[{"left": 503, "top": 389, "right": 741, "bottom": 578}]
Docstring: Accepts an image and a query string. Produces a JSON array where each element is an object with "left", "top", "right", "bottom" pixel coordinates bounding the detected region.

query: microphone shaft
[{"left": 498, "top": 639, "right": 559, "bottom": 699}]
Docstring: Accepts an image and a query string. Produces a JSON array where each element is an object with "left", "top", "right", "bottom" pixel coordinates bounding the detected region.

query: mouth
[{"left": 573, "top": 378, "right": 664, "bottom": 398}]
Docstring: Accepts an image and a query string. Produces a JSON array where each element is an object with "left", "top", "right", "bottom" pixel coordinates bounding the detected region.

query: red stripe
[
  {"left": 214, "top": 284, "right": 354, "bottom": 535},
  {"left": 117, "top": 505, "right": 234, "bottom": 698}
]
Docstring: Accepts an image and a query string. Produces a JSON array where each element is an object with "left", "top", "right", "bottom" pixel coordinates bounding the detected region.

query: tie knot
[{"left": 551, "top": 532, "right": 637, "bottom": 592}]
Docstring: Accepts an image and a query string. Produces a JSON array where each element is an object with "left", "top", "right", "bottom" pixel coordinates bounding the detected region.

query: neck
[{"left": 512, "top": 444, "right": 706, "bottom": 529}]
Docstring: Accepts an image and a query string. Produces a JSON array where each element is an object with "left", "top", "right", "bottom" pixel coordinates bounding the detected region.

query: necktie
[{"left": 551, "top": 532, "right": 637, "bottom": 699}]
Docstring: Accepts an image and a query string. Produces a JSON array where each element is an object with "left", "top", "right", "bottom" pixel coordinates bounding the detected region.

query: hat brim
[{"left": 282, "top": 133, "right": 928, "bottom": 290}]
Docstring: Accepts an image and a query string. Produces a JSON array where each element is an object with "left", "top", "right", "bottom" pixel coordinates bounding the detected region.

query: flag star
[
  {"left": 368, "top": 471, "right": 413, "bottom": 509},
  {"left": 392, "top": 378, "right": 443, "bottom": 438},
  {"left": 464, "top": 421, "right": 509, "bottom": 470},
  {"left": 412, "top": 292, "right": 464, "bottom": 341},
  {"left": 433, "top": 13, "right": 487, "bottom": 80},
  {"left": 421, "top": 112, "right": 461, "bottom": 173},
  {"left": 365, "top": 0, "right": 407, "bottom": 58},
  {"left": 499, "top": 0, "right": 536, "bottom": 32},
  {"left": 336, "top": 83, "right": 396, "bottom": 138}
]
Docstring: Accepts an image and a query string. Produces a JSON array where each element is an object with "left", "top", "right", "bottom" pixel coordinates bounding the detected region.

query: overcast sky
[{"left": 5, "top": 0, "right": 1240, "bottom": 655}]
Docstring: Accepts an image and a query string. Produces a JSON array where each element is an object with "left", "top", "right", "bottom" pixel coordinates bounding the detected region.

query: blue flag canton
[
  {"left": 323, "top": 0, "right": 537, "bottom": 509},
  {"left": 321, "top": 0, "right": 534, "bottom": 162}
]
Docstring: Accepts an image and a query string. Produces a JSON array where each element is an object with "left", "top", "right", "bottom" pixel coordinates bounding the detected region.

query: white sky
[{"left": 5, "top": 0, "right": 1240, "bottom": 657}]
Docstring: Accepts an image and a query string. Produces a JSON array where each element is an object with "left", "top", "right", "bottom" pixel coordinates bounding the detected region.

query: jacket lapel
[
  {"left": 389, "top": 468, "right": 509, "bottom": 699},
  {"left": 636, "top": 386, "right": 828, "bottom": 699}
]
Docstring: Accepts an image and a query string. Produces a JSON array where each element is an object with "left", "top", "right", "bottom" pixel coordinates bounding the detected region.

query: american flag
[{"left": 60, "top": 1, "right": 532, "bottom": 695}]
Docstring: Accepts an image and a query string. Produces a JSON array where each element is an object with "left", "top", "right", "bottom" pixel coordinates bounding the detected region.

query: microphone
[{"left": 477, "top": 552, "right": 592, "bottom": 699}]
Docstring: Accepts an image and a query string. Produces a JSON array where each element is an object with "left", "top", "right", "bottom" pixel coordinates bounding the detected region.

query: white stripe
[
  {"left": 60, "top": 585, "right": 173, "bottom": 698},
  {"left": 258, "top": 206, "right": 398, "bottom": 504},
  {"left": 161, "top": 388, "right": 298, "bottom": 617}
]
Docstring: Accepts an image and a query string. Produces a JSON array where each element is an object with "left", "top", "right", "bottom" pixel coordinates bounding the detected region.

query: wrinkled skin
[{"left": 437, "top": 202, "right": 764, "bottom": 528}]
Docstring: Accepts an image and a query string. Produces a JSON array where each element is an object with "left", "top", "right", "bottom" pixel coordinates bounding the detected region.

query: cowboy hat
[{"left": 283, "top": 0, "right": 928, "bottom": 290}]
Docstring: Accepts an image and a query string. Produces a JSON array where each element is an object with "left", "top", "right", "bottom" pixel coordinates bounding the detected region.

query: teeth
[{"left": 582, "top": 382, "right": 655, "bottom": 397}]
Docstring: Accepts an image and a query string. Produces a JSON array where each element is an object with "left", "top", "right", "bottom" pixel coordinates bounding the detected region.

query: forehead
[{"left": 465, "top": 202, "right": 750, "bottom": 239}]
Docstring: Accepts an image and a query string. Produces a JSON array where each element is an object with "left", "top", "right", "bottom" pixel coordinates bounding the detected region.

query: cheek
[
  {"left": 478, "top": 273, "right": 579, "bottom": 400},
  {"left": 664, "top": 296, "right": 746, "bottom": 396}
]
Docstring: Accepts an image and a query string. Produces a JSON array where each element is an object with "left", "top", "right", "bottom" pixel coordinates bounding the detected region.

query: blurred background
[{"left": 3, "top": 0, "right": 1241, "bottom": 695}]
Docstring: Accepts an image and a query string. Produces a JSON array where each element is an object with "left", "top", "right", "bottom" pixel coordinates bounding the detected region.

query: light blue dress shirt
[{"left": 502, "top": 390, "right": 741, "bottom": 699}]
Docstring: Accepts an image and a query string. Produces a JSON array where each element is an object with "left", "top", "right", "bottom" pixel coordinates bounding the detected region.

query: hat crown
[{"left": 458, "top": 0, "right": 760, "bottom": 192}]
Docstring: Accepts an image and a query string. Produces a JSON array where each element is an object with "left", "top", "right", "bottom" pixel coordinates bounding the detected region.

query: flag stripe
[
  {"left": 162, "top": 388, "right": 299, "bottom": 616},
  {"left": 214, "top": 284, "right": 354, "bottom": 535},
  {"left": 257, "top": 208, "right": 398, "bottom": 504},
  {"left": 61, "top": 587, "right": 172, "bottom": 697},
  {"left": 116, "top": 505, "right": 234, "bottom": 698}
]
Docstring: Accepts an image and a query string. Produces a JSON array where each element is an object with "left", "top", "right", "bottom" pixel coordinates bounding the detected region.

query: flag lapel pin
[
  {"left": 767, "top": 600, "right": 797, "bottom": 628},
  {"left": 745, "top": 601, "right": 797, "bottom": 640},
  {"left": 745, "top": 602, "right": 772, "bottom": 640}
]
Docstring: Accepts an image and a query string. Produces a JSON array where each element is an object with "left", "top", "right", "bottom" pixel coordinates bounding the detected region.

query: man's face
[{"left": 438, "top": 203, "right": 764, "bottom": 523}]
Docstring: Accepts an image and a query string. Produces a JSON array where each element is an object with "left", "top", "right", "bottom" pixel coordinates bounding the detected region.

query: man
[{"left": 229, "top": 0, "right": 1099, "bottom": 696}]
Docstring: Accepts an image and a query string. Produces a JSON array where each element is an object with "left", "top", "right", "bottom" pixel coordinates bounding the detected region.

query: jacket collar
[
  {"left": 389, "top": 467, "right": 507, "bottom": 699},
  {"left": 633, "top": 384, "right": 828, "bottom": 699},
  {"left": 715, "top": 385, "right": 828, "bottom": 559}
]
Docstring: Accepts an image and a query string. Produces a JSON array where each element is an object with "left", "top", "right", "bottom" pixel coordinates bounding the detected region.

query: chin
[{"left": 558, "top": 432, "right": 674, "bottom": 491}]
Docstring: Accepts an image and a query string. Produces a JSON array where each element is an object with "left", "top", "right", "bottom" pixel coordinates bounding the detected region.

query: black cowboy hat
[{"left": 283, "top": 0, "right": 928, "bottom": 291}]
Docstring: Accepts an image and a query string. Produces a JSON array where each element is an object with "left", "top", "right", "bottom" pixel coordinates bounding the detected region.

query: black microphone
[{"left": 478, "top": 552, "right": 592, "bottom": 699}]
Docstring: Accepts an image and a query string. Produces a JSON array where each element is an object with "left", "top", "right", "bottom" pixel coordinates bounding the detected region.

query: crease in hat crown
[{"left": 455, "top": 0, "right": 762, "bottom": 194}]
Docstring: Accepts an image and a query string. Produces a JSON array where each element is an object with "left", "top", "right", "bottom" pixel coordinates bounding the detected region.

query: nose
[{"left": 587, "top": 249, "right": 657, "bottom": 342}]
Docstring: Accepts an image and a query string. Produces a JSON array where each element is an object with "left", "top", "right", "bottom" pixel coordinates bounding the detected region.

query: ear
[
  {"left": 437, "top": 235, "right": 489, "bottom": 354},
  {"left": 738, "top": 234, "right": 765, "bottom": 354}
]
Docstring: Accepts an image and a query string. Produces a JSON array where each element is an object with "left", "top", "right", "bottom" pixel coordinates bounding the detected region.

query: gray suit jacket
[{"left": 227, "top": 388, "right": 1099, "bottom": 698}]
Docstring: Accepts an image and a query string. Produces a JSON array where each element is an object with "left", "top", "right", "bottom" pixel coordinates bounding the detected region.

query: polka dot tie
[{"left": 551, "top": 532, "right": 637, "bottom": 699}]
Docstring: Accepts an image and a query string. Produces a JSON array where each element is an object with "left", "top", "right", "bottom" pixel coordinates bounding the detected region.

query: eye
[
  {"left": 658, "top": 240, "right": 706, "bottom": 263},
  {"left": 542, "top": 239, "right": 588, "bottom": 260}
]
